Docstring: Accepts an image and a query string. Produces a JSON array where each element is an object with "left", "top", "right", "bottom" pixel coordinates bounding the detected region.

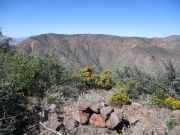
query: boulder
[
  {"left": 90, "top": 103, "right": 103, "bottom": 113},
  {"left": 106, "top": 112, "right": 120, "bottom": 129},
  {"left": 77, "top": 102, "right": 89, "bottom": 111},
  {"left": 73, "top": 110, "right": 90, "bottom": 124},
  {"left": 114, "top": 108, "right": 123, "bottom": 120},
  {"left": 100, "top": 106, "right": 113, "bottom": 120},
  {"left": 63, "top": 115, "right": 78, "bottom": 130},
  {"left": 89, "top": 114, "right": 106, "bottom": 128}
]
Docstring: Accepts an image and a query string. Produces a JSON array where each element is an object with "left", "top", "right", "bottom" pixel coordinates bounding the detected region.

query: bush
[
  {"left": 108, "top": 91, "right": 129, "bottom": 107},
  {"left": 78, "top": 66, "right": 112, "bottom": 89},
  {"left": 114, "top": 80, "right": 142, "bottom": 99},
  {"left": 115, "top": 66, "right": 157, "bottom": 96},
  {"left": 166, "top": 118, "right": 177, "bottom": 130},
  {"left": 115, "top": 64, "right": 180, "bottom": 98},
  {"left": 164, "top": 96, "right": 180, "bottom": 110},
  {"left": 150, "top": 88, "right": 180, "bottom": 109}
]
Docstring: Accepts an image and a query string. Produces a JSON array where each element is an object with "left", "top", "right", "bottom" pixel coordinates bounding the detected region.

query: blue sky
[{"left": 1, "top": 0, "right": 180, "bottom": 37}]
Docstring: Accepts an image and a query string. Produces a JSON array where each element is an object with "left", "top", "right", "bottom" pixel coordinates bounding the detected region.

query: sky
[{"left": 0, "top": 0, "right": 180, "bottom": 38}]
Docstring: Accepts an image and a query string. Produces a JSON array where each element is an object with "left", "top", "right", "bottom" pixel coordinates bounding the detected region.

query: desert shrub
[
  {"left": 150, "top": 88, "right": 168, "bottom": 106},
  {"left": 108, "top": 91, "right": 129, "bottom": 107},
  {"left": 164, "top": 96, "right": 180, "bottom": 110},
  {"left": 78, "top": 66, "right": 112, "bottom": 89},
  {"left": 78, "top": 92, "right": 104, "bottom": 105},
  {"left": 115, "top": 64, "right": 180, "bottom": 99},
  {"left": 166, "top": 118, "right": 177, "bottom": 130},
  {"left": 150, "top": 88, "right": 180, "bottom": 109},
  {"left": 115, "top": 66, "right": 157, "bottom": 95},
  {"left": 96, "top": 69, "right": 112, "bottom": 89},
  {"left": 114, "top": 80, "right": 142, "bottom": 99},
  {"left": 0, "top": 36, "right": 83, "bottom": 134}
]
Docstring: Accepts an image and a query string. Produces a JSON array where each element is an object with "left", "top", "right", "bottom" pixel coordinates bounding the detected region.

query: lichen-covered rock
[
  {"left": 63, "top": 115, "right": 78, "bottom": 130},
  {"left": 89, "top": 114, "right": 106, "bottom": 128},
  {"left": 106, "top": 112, "right": 120, "bottom": 129},
  {"left": 100, "top": 106, "right": 113, "bottom": 120}
]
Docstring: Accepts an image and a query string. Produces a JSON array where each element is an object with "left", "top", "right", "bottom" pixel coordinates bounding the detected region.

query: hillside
[{"left": 16, "top": 34, "right": 180, "bottom": 73}]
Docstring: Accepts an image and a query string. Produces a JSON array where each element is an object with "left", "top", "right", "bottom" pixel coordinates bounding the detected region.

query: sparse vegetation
[{"left": 1, "top": 30, "right": 180, "bottom": 134}]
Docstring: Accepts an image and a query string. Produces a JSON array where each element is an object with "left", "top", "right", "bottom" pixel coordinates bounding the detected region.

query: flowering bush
[
  {"left": 78, "top": 66, "right": 112, "bottom": 89},
  {"left": 150, "top": 88, "right": 180, "bottom": 109},
  {"left": 108, "top": 91, "right": 129, "bottom": 107}
]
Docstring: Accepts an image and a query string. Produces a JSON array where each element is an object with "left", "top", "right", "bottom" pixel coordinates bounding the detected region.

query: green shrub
[
  {"left": 166, "top": 118, "right": 177, "bottom": 130},
  {"left": 108, "top": 91, "right": 129, "bottom": 107},
  {"left": 46, "top": 96, "right": 61, "bottom": 104},
  {"left": 115, "top": 66, "right": 157, "bottom": 95},
  {"left": 164, "top": 96, "right": 180, "bottom": 110},
  {"left": 150, "top": 88, "right": 180, "bottom": 109},
  {"left": 78, "top": 66, "right": 112, "bottom": 89},
  {"left": 114, "top": 80, "right": 142, "bottom": 99}
]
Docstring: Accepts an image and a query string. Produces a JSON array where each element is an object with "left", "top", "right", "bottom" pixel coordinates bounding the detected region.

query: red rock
[
  {"left": 89, "top": 114, "right": 106, "bottom": 128},
  {"left": 106, "top": 112, "right": 120, "bottom": 129},
  {"left": 77, "top": 102, "right": 89, "bottom": 111},
  {"left": 73, "top": 110, "right": 90, "bottom": 124},
  {"left": 100, "top": 106, "right": 113, "bottom": 120}
]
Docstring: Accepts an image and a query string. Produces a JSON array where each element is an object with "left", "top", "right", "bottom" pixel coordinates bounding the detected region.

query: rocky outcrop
[
  {"left": 63, "top": 102, "right": 179, "bottom": 135},
  {"left": 106, "top": 112, "right": 121, "bottom": 129},
  {"left": 89, "top": 114, "right": 106, "bottom": 128},
  {"left": 39, "top": 102, "right": 179, "bottom": 135},
  {"left": 100, "top": 106, "right": 114, "bottom": 120},
  {"left": 73, "top": 110, "right": 90, "bottom": 124}
]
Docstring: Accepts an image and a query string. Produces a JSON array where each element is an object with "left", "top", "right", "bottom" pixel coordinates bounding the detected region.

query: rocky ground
[{"left": 22, "top": 90, "right": 180, "bottom": 135}]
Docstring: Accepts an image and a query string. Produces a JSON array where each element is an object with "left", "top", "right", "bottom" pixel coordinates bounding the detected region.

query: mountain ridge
[{"left": 16, "top": 33, "right": 180, "bottom": 73}]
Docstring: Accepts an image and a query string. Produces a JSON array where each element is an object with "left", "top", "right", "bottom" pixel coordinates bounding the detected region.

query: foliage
[
  {"left": 108, "top": 91, "right": 129, "bottom": 107},
  {"left": 0, "top": 31, "right": 84, "bottom": 134},
  {"left": 115, "top": 66, "right": 156, "bottom": 96},
  {"left": 164, "top": 96, "right": 180, "bottom": 110},
  {"left": 150, "top": 88, "right": 180, "bottom": 109},
  {"left": 46, "top": 96, "right": 57, "bottom": 104},
  {"left": 114, "top": 80, "right": 142, "bottom": 99},
  {"left": 78, "top": 66, "right": 112, "bottom": 89},
  {"left": 166, "top": 118, "right": 177, "bottom": 130},
  {"left": 115, "top": 64, "right": 180, "bottom": 99}
]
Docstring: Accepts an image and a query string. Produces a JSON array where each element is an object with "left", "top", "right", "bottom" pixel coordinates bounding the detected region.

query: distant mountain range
[
  {"left": 16, "top": 34, "right": 180, "bottom": 73},
  {"left": 11, "top": 37, "right": 28, "bottom": 45}
]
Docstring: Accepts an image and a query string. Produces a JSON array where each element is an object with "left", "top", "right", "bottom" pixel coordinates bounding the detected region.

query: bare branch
[{"left": 39, "top": 122, "right": 62, "bottom": 135}]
